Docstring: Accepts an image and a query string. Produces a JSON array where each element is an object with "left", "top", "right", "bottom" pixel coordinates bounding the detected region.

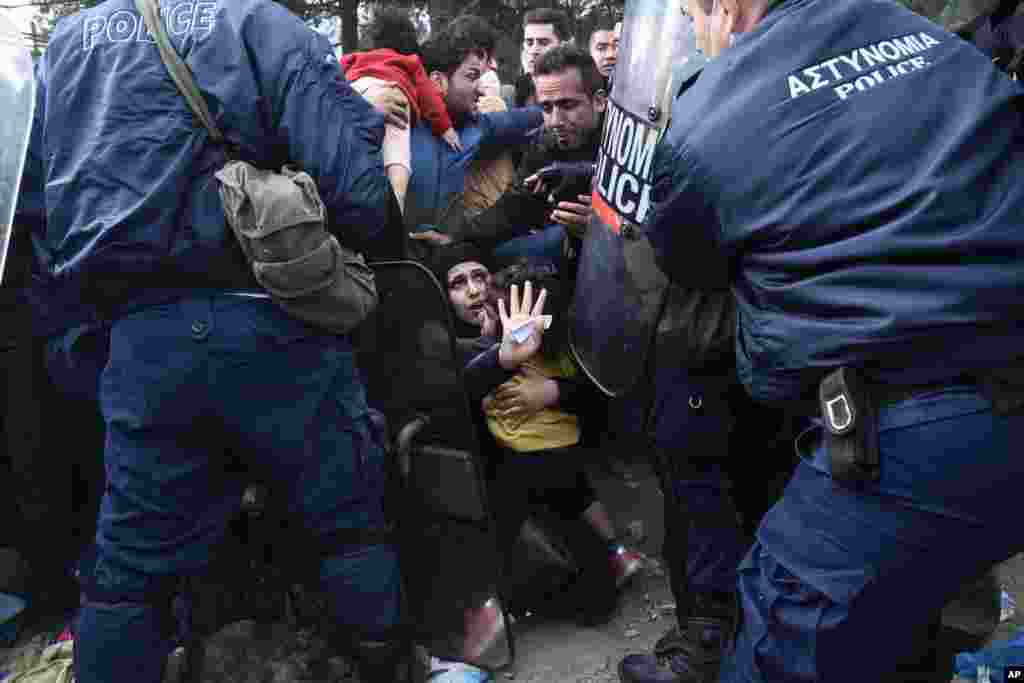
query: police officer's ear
[
  {"left": 593, "top": 88, "right": 608, "bottom": 114},
  {"left": 430, "top": 71, "right": 449, "bottom": 97}
]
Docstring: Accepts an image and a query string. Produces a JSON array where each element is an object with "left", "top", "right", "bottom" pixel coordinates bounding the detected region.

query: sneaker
[
  {"left": 426, "top": 657, "right": 492, "bottom": 682},
  {"left": 460, "top": 598, "right": 506, "bottom": 663},
  {"left": 610, "top": 544, "right": 644, "bottom": 589}
]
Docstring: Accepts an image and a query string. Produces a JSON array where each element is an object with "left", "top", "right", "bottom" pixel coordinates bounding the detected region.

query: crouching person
[
  {"left": 465, "top": 263, "right": 642, "bottom": 627},
  {"left": 17, "top": 1, "right": 419, "bottom": 681}
]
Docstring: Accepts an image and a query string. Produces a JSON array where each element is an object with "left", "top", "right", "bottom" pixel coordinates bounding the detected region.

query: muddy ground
[{"left": 2, "top": 462, "right": 1022, "bottom": 682}]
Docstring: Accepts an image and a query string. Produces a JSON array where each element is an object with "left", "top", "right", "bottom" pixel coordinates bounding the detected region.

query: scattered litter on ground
[
  {"left": 954, "top": 626, "right": 1024, "bottom": 682},
  {"left": 1001, "top": 590, "right": 1017, "bottom": 623}
]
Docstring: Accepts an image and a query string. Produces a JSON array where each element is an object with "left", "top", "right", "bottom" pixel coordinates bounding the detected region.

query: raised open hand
[{"left": 497, "top": 281, "right": 549, "bottom": 369}]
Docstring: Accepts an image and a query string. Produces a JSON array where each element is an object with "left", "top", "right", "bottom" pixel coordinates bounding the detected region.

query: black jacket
[{"left": 446, "top": 124, "right": 603, "bottom": 254}]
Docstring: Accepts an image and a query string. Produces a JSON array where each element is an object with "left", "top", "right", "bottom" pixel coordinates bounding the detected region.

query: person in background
[
  {"left": 465, "top": 264, "right": 643, "bottom": 627},
  {"left": 588, "top": 17, "right": 621, "bottom": 84},
  {"left": 403, "top": 16, "right": 543, "bottom": 261},
  {"left": 521, "top": 7, "right": 571, "bottom": 76}
]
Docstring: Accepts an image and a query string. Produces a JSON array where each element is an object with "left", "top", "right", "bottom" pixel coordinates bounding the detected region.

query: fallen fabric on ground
[{"left": 3, "top": 639, "right": 74, "bottom": 683}]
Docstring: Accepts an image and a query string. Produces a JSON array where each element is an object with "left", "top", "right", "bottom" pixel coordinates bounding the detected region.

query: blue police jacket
[
  {"left": 17, "top": 0, "right": 389, "bottom": 335},
  {"left": 404, "top": 107, "right": 543, "bottom": 233},
  {"left": 647, "top": 0, "right": 1024, "bottom": 403}
]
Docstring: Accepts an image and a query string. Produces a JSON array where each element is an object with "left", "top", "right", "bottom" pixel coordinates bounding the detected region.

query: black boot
[{"left": 619, "top": 594, "right": 734, "bottom": 683}]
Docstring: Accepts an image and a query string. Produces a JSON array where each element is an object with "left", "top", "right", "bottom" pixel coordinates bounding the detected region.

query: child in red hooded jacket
[{"left": 342, "top": 8, "right": 462, "bottom": 214}]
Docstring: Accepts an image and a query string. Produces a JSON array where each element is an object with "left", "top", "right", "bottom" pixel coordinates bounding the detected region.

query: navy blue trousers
[
  {"left": 720, "top": 387, "right": 1024, "bottom": 682},
  {"left": 610, "top": 362, "right": 748, "bottom": 604},
  {"left": 47, "top": 296, "right": 402, "bottom": 683}
]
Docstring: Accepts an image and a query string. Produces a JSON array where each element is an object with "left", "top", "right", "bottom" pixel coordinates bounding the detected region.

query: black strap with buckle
[{"left": 818, "top": 367, "right": 880, "bottom": 486}]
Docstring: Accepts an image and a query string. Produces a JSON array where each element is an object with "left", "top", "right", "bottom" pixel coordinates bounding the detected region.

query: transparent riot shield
[
  {"left": 0, "top": 10, "right": 34, "bottom": 285},
  {"left": 569, "top": 0, "right": 704, "bottom": 397},
  {"left": 356, "top": 260, "right": 514, "bottom": 672}
]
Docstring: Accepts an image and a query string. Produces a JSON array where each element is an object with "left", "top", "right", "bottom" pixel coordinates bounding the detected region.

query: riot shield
[
  {"left": 356, "top": 260, "right": 513, "bottom": 671},
  {"left": 569, "top": 0, "right": 705, "bottom": 397},
  {"left": 0, "top": 10, "right": 34, "bottom": 285}
]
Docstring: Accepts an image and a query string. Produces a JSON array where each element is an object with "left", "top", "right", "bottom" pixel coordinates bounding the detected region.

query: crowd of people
[{"left": 6, "top": 0, "right": 1024, "bottom": 682}]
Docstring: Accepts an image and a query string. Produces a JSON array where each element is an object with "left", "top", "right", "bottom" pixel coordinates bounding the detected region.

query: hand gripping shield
[
  {"left": 0, "top": 10, "right": 34, "bottom": 285},
  {"left": 569, "top": 0, "right": 705, "bottom": 396}
]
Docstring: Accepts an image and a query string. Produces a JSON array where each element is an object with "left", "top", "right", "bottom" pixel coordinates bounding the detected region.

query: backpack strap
[{"left": 133, "top": 0, "right": 224, "bottom": 143}]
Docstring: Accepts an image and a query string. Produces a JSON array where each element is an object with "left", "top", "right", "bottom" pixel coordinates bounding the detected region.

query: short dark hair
[
  {"left": 523, "top": 7, "right": 571, "bottom": 42},
  {"left": 534, "top": 44, "right": 605, "bottom": 97},
  {"left": 587, "top": 16, "right": 618, "bottom": 45},
  {"left": 367, "top": 7, "right": 420, "bottom": 56},
  {"left": 421, "top": 15, "right": 499, "bottom": 77}
]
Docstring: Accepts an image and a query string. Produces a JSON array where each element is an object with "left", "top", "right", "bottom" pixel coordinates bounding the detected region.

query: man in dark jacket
[
  {"left": 417, "top": 45, "right": 605, "bottom": 272},
  {"left": 631, "top": 0, "right": 1024, "bottom": 681},
  {"left": 16, "top": 1, "right": 417, "bottom": 681},
  {"left": 404, "top": 16, "right": 543, "bottom": 260}
]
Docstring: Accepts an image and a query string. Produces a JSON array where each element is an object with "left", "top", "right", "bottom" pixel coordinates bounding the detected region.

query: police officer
[
  {"left": 614, "top": 362, "right": 750, "bottom": 683},
  {"left": 632, "top": 0, "right": 1024, "bottom": 681},
  {"left": 16, "top": 1, "right": 418, "bottom": 682}
]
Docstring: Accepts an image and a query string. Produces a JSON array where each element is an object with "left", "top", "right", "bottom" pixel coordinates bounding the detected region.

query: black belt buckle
[{"left": 818, "top": 367, "right": 880, "bottom": 485}]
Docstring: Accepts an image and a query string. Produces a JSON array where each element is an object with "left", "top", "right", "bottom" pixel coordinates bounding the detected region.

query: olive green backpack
[{"left": 134, "top": 0, "right": 377, "bottom": 334}]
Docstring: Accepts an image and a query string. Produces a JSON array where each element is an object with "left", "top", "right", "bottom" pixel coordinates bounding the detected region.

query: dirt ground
[{"left": 2, "top": 463, "right": 1022, "bottom": 683}]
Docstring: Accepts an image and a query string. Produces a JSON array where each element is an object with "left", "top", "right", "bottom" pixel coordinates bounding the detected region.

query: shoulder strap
[{"left": 134, "top": 0, "right": 224, "bottom": 142}]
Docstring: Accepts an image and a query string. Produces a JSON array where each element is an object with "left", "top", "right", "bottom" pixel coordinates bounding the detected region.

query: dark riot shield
[
  {"left": 569, "top": 0, "right": 705, "bottom": 397},
  {"left": 0, "top": 11, "right": 35, "bottom": 285},
  {"left": 356, "top": 260, "right": 513, "bottom": 671}
]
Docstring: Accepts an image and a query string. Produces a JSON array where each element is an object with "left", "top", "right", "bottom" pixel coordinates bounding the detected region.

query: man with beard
[
  {"left": 416, "top": 45, "right": 605, "bottom": 275},
  {"left": 405, "top": 17, "right": 543, "bottom": 261}
]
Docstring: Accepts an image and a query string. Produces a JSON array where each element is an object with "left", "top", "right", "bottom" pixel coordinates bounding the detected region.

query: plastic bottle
[{"left": 427, "top": 657, "right": 492, "bottom": 682}]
